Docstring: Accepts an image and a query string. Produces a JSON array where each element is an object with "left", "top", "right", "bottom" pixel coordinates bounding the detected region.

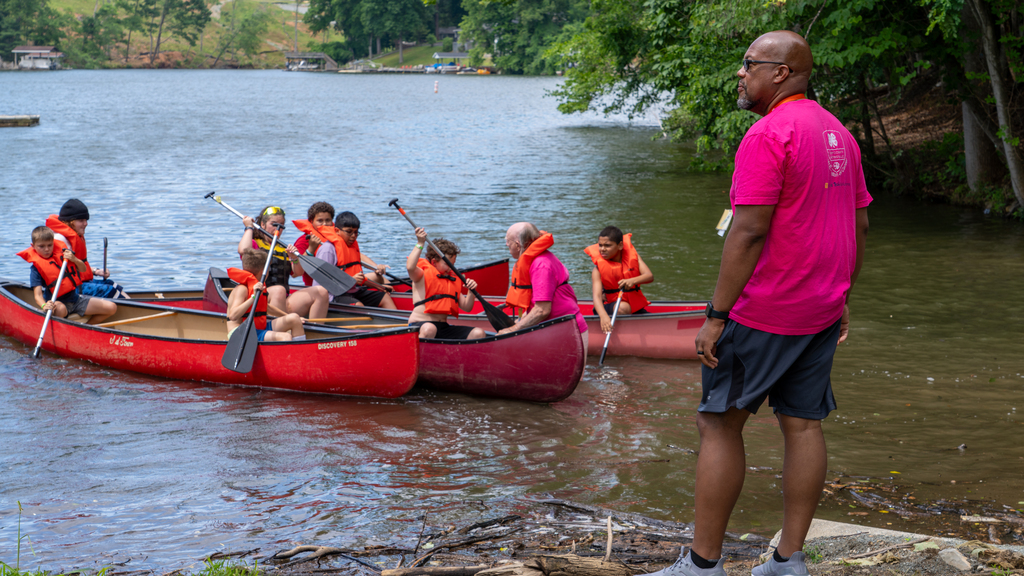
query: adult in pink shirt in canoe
[
  {"left": 653, "top": 31, "right": 872, "bottom": 576},
  {"left": 498, "top": 222, "right": 588, "bottom": 362}
]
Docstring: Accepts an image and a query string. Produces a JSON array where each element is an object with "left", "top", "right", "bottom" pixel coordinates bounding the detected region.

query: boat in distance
[
  {"left": 196, "top": 269, "right": 585, "bottom": 402},
  {"left": 0, "top": 279, "right": 420, "bottom": 398}
]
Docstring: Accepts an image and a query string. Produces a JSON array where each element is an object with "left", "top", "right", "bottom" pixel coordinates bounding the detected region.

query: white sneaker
[
  {"left": 647, "top": 548, "right": 727, "bottom": 576},
  {"left": 751, "top": 551, "right": 809, "bottom": 576}
]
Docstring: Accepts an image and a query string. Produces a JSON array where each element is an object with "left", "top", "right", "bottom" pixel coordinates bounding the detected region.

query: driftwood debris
[
  {"left": 381, "top": 566, "right": 489, "bottom": 576},
  {"left": 270, "top": 545, "right": 380, "bottom": 571},
  {"left": 847, "top": 537, "right": 931, "bottom": 559},
  {"left": 473, "top": 554, "right": 641, "bottom": 576}
]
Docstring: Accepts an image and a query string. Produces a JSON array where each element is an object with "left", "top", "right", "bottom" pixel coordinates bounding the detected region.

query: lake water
[{"left": 1, "top": 70, "right": 1022, "bottom": 571}]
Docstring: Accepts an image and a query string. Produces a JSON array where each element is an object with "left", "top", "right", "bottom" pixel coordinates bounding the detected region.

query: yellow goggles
[{"left": 263, "top": 206, "right": 285, "bottom": 217}]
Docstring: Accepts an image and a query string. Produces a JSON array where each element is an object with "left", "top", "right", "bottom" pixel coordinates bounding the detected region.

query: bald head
[
  {"left": 751, "top": 30, "right": 812, "bottom": 84},
  {"left": 737, "top": 30, "right": 813, "bottom": 115},
  {"left": 505, "top": 222, "right": 541, "bottom": 258}
]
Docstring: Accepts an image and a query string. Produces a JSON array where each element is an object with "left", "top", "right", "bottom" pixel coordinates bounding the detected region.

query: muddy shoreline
[{"left": 50, "top": 481, "right": 1023, "bottom": 576}]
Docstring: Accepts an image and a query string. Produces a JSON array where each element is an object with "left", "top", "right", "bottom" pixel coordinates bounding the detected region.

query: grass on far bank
[{"left": 370, "top": 44, "right": 494, "bottom": 68}]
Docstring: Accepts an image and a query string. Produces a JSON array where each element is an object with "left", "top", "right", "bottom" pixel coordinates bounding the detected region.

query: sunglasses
[
  {"left": 339, "top": 228, "right": 360, "bottom": 236},
  {"left": 263, "top": 206, "right": 285, "bottom": 217},
  {"left": 742, "top": 59, "right": 787, "bottom": 71}
]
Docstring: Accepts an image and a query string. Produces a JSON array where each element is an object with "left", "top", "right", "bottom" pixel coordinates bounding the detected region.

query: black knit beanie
[{"left": 59, "top": 198, "right": 90, "bottom": 221}]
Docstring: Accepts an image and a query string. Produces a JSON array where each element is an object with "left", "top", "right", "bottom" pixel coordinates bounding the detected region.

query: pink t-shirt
[
  {"left": 729, "top": 98, "right": 872, "bottom": 335},
  {"left": 529, "top": 252, "right": 588, "bottom": 334}
]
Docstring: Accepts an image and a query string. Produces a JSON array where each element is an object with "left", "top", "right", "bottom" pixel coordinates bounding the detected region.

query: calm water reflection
[{"left": 0, "top": 71, "right": 1022, "bottom": 570}]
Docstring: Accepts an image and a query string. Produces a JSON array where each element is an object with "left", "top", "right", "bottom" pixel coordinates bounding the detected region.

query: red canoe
[
  {"left": 196, "top": 269, "right": 584, "bottom": 402},
  {"left": 0, "top": 280, "right": 420, "bottom": 398},
  {"left": 385, "top": 291, "right": 706, "bottom": 360}
]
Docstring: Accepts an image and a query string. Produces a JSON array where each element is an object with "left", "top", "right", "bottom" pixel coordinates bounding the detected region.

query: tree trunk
[
  {"left": 293, "top": 0, "right": 299, "bottom": 51},
  {"left": 970, "top": 0, "right": 1024, "bottom": 206},
  {"left": 858, "top": 74, "right": 876, "bottom": 158},
  {"left": 398, "top": 35, "right": 403, "bottom": 64},
  {"left": 152, "top": 1, "right": 168, "bottom": 64},
  {"left": 963, "top": 102, "right": 1007, "bottom": 191},
  {"left": 376, "top": 36, "right": 381, "bottom": 55},
  {"left": 368, "top": 36, "right": 372, "bottom": 57}
]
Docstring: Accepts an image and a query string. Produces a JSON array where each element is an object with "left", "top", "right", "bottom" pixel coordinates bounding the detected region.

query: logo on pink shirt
[{"left": 823, "top": 130, "right": 847, "bottom": 177}]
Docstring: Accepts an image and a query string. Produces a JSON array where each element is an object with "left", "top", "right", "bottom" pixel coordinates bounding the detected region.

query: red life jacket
[
  {"left": 45, "top": 215, "right": 93, "bottom": 281},
  {"left": 584, "top": 233, "right": 650, "bottom": 312},
  {"left": 293, "top": 220, "right": 363, "bottom": 281},
  {"left": 18, "top": 240, "right": 82, "bottom": 300},
  {"left": 505, "top": 232, "right": 554, "bottom": 312},
  {"left": 227, "top": 268, "right": 267, "bottom": 330},
  {"left": 414, "top": 259, "right": 463, "bottom": 317}
]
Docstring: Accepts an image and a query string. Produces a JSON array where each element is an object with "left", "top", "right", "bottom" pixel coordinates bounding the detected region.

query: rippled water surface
[{"left": 1, "top": 71, "right": 1022, "bottom": 570}]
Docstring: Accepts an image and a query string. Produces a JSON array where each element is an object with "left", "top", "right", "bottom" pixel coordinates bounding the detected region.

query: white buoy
[{"left": 434, "top": 81, "right": 438, "bottom": 94}]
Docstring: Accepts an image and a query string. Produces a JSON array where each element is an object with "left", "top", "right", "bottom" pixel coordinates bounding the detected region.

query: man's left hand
[
  {"left": 837, "top": 304, "right": 850, "bottom": 344},
  {"left": 694, "top": 318, "right": 726, "bottom": 369}
]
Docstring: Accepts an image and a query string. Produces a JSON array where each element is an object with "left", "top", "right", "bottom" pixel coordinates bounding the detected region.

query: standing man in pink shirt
[
  {"left": 650, "top": 31, "right": 871, "bottom": 576},
  {"left": 498, "top": 222, "right": 589, "bottom": 362}
]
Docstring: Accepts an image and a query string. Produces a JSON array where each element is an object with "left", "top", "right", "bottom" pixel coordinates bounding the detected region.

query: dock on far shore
[{"left": 0, "top": 115, "right": 40, "bottom": 127}]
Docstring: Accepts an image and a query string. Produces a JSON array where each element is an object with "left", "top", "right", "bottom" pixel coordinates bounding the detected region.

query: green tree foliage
[
  {"left": 304, "top": 0, "right": 428, "bottom": 59},
  {"left": 0, "top": 0, "right": 65, "bottom": 58},
  {"left": 62, "top": 3, "right": 124, "bottom": 66},
  {"left": 211, "top": 0, "right": 274, "bottom": 66},
  {"left": 547, "top": 0, "right": 996, "bottom": 176},
  {"left": 460, "top": 0, "right": 590, "bottom": 74},
  {"left": 116, "top": 0, "right": 159, "bottom": 61}
]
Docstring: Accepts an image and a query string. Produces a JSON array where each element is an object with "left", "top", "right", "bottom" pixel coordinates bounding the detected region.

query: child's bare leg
[
  {"left": 84, "top": 299, "right": 117, "bottom": 324},
  {"left": 617, "top": 301, "right": 633, "bottom": 316},
  {"left": 287, "top": 286, "right": 328, "bottom": 319},
  {"left": 272, "top": 313, "right": 305, "bottom": 338},
  {"left": 378, "top": 293, "right": 397, "bottom": 310},
  {"left": 266, "top": 285, "right": 288, "bottom": 312},
  {"left": 417, "top": 323, "right": 437, "bottom": 339},
  {"left": 264, "top": 331, "right": 293, "bottom": 342},
  {"left": 468, "top": 327, "right": 487, "bottom": 340}
]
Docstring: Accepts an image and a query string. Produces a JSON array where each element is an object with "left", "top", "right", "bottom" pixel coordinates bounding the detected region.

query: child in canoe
[
  {"left": 46, "top": 198, "right": 129, "bottom": 299},
  {"left": 239, "top": 206, "right": 329, "bottom": 319},
  {"left": 226, "top": 248, "right": 306, "bottom": 342},
  {"left": 293, "top": 210, "right": 397, "bottom": 309},
  {"left": 19, "top": 226, "right": 117, "bottom": 324},
  {"left": 405, "top": 227, "right": 486, "bottom": 340},
  {"left": 292, "top": 201, "right": 336, "bottom": 287},
  {"left": 584, "top": 226, "right": 654, "bottom": 333}
]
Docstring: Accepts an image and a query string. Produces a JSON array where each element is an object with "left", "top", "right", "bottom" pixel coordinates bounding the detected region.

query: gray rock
[{"left": 938, "top": 548, "right": 971, "bottom": 571}]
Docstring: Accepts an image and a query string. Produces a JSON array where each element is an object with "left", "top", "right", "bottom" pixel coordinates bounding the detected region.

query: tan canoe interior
[{"left": 6, "top": 286, "right": 387, "bottom": 342}]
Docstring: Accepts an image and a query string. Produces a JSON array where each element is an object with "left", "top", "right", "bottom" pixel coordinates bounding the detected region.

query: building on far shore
[
  {"left": 12, "top": 46, "right": 64, "bottom": 70},
  {"left": 284, "top": 52, "right": 338, "bottom": 71},
  {"left": 432, "top": 52, "right": 470, "bottom": 65}
]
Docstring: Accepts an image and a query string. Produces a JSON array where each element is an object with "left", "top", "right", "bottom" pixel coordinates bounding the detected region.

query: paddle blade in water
[
  {"left": 222, "top": 317, "right": 259, "bottom": 373},
  {"left": 298, "top": 254, "right": 356, "bottom": 295}
]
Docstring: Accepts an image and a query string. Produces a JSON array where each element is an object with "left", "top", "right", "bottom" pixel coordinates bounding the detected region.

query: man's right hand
[
  {"left": 837, "top": 304, "right": 850, "bottom": 344},
  {"left": 694, "top": 318, "right": 726, "bottom": 369}
]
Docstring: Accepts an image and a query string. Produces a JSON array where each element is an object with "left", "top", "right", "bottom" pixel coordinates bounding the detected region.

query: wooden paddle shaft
[
  {"left": 345, "top": 324, "right": 407, "bottom": 329},
  {"left": 305, "top": 316, "right": 373, "bottom": 322},
  {"left": 94, "top": 311, "right": 176, "bottom": 328}
]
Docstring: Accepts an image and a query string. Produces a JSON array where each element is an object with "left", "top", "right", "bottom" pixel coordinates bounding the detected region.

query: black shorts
[
  {"left": 699, "top": 318, "right": 841, "bottom": 420},
  {"left": 333, "top": 286, "right": 387, "bottom": 307},
  {"left": 409, "top": 321, "right": 477, "bottom": 340},
  {"left": 602, "top": 302, "right": 649, "bottom": 316}
]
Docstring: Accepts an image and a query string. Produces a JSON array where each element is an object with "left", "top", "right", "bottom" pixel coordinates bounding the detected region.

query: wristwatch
[{"left": 705, "top": 302, "right": 730, "bottom": 321}]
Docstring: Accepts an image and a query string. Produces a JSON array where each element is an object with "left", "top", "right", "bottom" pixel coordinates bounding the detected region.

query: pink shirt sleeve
[{"left": 731, "top": 132, "right": 786, "bottom": 206}]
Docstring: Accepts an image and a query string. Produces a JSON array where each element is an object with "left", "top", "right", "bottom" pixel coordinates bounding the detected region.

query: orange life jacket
[
  {"left": 414, "top": 259, "right": 463, "bottom": 317},
  {"left": 293, "top": 220, "right": 363, "bottom": 281},
  {"left": 505, "top": 232, "right": 555, "bottom": 312},
  {"left": 584, "top": 233, "right": 650, "bottom": 312},
  {"left": 45, "top": 215, "right": 93, "bottom": 281},
  {"left": 18, "top": 240, "right": 82, "bottom": 300},
  {"left": 227, "top": 268, "right": 267, "bottom": 330}
]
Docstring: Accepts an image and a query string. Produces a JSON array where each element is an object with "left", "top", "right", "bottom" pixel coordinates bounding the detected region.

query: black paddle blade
[
  {"left": 222, "top": 317, "right": 259, "bottom": 373},
  {"left": 481, "top": 299, "right": 514, "bottom": 331},
  {"left": 298, "top": 254, "right": 356, "bottom": 294}
]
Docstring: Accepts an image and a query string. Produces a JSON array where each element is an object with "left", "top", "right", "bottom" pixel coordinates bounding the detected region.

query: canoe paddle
[
  {"left": 598, "top": 292, "right": 623, "bottom": 366},
  {"left": 32, "top": 258, "right": 70, "bottom": 359},
  {"left": 222, "top": 229, "right": 280, "bottom": 374},
  {"left": 388, "top": 198, "right": 514, "bottom": 331},
  {"left": 360, "top": 262, "right": 412, "bottom": 287},
  {"left": 204, "top": 193, "right": 355, "bottom": 296}
]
